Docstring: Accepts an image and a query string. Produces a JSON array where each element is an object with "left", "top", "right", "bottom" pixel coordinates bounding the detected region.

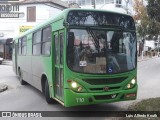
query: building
[
  {"left": 62, "top": 0, "right": 134, "bottom": 15},
  {"left": 0, "top": 0, "right": 68, "bottom": 59}
]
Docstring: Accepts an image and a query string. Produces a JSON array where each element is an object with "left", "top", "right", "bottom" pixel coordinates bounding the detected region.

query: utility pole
[
  {"left": 92, "top": 0, "right": 96, "bottom": 9},
  {"left": 125, "top": 0, "right": 129, "bottom": 14},
  {"left": 158, "top": 36, "right": 160, "bottom": 57}
]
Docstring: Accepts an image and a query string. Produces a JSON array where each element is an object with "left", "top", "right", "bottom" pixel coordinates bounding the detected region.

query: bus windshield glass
[{"left": 67, "top": 29, "right": 136, "bottom": 74}]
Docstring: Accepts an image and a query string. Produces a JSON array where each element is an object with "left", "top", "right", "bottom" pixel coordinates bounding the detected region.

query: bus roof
[{"left": 14, "top": 8, "right": 132, "bottom": 40}]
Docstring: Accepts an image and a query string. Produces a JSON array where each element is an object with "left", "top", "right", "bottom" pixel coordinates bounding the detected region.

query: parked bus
[{"left": 12, "top": 8, "right": 137, "bottom": 107}]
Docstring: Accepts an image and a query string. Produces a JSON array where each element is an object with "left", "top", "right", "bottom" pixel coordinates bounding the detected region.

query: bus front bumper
[{"left": 64, "top": 85, "right": 137, "bottom": 107}]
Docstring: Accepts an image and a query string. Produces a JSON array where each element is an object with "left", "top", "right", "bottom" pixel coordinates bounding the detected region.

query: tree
[
  {"left": 133, "top": 0, "right": 150, "bottom": 39},
  {"left": 147, "top": 0, "right": 160, "bottom": 38},
  {"left": 147, "top": 0, "right": 160, "bottom": 22}
]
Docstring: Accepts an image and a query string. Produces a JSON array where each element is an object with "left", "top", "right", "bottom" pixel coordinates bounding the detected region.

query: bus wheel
[
  {"left": 18, "top": 69, "right": 27, "bottom": 85},
  {"left": 44, "top": 80, "right": 55, "bottom": 104}
]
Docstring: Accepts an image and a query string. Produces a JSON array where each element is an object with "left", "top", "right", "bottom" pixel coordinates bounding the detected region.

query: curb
[{"left": 0, "top": 84, "right": 8, "bottom": 92}]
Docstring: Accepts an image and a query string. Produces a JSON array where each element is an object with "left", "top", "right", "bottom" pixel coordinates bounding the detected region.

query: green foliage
[
  {"left": 134, "top": 0, "right": 160, "bottom": 38},
  {"left": 133, "top": 0, "right": 150, "bottom": 38},
  {"left": 128, "top": 97, "right": 160, "bottom": 111},
  {"left": 147, "top": 0, "right": 160, "bottom": 22},
  {"left": 137, "top": 12, "right": 150, "bottom": 38},
  {"left": 147, "top": 21, "right": 160, "bottom": 37},
  {"left": 147, "top": 0, "right": 160, "bottom": 37}
]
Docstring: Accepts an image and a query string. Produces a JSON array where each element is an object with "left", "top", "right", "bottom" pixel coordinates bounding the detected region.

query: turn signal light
[
  {"left": 127, "top": 84, "right": 131, "bottom": 89},
  {"left": 77, "top": 86, "right": 83, "bottom": 92}
]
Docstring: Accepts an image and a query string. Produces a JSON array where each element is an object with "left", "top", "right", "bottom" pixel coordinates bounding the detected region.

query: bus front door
[{"left": 54, "top": 31, "right": 64, "bottom": 101}]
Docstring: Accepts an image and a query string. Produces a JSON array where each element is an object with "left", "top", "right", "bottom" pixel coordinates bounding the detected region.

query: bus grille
[
  {"left": 90, "top": 86, "right": 120, "bottom": 91},
  {"left": 82, "top": 77, "right": 127, "bottom": 85},
  {"left": 94, "top": 94, "right": 117, "bottom": 100}
]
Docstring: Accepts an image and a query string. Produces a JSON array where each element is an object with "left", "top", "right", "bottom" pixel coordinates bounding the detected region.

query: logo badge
[
  {"left": 103, "top": 86, "right": 109, "bottom": 91},
  {"left": 111, "top": 94, "right": 116, "bottom": 98}
]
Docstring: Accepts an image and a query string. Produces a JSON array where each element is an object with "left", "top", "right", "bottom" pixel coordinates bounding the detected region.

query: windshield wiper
[{"left": 86, "top": 27, "right": 100, "bottom": 50}]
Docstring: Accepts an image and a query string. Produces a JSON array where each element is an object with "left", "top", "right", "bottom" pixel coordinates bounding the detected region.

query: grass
[
  {"left": 119, "top": 98, "right": 160, "bottom": 120},
  {"left": 128, "top": 98, "right": 160, "bottom": 111}
]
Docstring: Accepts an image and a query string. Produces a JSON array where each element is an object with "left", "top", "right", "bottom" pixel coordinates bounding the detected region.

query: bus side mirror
[{"left": 68, "top": 32, "right": 75, "bottom": 48}]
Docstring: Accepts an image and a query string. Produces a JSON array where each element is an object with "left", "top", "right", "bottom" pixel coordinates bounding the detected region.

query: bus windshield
[{"left": 67, "top": 28, "right": 136, "bottom": 74}]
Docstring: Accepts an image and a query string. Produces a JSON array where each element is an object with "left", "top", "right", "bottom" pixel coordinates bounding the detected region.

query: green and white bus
[{"left": 12, "top": 8, "right": 137, "bottom": 107}]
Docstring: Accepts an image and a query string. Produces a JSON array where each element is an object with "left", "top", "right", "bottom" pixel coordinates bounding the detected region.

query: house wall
[
  {"left": 0, "top": 3, "right": 63, "bottom": 40},
  {"left": 62, "top": 0, "right": 134, "bottom": 14}
]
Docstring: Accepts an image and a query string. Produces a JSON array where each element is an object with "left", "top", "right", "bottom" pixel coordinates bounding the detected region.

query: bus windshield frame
[{"left": 66, "top": 10, "right": 136, "bottom": 74}]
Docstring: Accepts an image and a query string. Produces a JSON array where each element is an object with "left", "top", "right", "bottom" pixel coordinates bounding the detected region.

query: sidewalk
[
  {"left": 0, "top": 60, "right": 11, "bottom": 93},
  {"left": 1, "top": 60, "right": 12, "bottom": 66},
  {"left": 0, "top": 83, "right": 8, "bottom": 93},
  {"left": 138, "top": 55, "right": 159, "bottom": 62}
]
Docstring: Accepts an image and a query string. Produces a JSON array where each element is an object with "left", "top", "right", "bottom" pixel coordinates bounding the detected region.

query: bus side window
[
  {"left": 33, "top": 30, "right": 41, "bottom": 55},
  {"left": 18, "top": 38, "right": 22, "bottom": 55},
  {"left": 42, "top": 26, "right": 51, "bottom": 56}
]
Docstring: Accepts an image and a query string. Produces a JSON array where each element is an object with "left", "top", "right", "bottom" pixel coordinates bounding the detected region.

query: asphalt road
[
  {"left": 0, "top": 58, "right": 160, "bottom": 119},
  {"left": 137, "top": 57, "right": 160, "bottom": 99}
]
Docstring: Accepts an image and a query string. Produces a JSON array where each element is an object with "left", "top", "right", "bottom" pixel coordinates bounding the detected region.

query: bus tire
[
  {"left": 44, "top": 80, "right": 55, "bottom": 104},
  {"left": 19, "top": 69, "right": 27, "bottom": 85}
]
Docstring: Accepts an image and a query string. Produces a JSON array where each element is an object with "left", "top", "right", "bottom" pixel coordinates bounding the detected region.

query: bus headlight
[
  {"left": 131, "top": 78, "right": 136, "bottom": 84},
  {"left": 67, "top": 80, "right": 87, "bottom": 92},
  {"left": 126, "top": 78, "right": 136, "bottom": 89},
  {"left": 71, "top": 82, "right": 77, "bottom": 88}
]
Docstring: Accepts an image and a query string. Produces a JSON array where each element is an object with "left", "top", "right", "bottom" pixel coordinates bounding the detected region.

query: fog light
[
  {"left": 71, "top": 82, "right": 77, "bottom": 88},
  {"left": 131, "top": 79, "right": 136, "bottom": 84},
  {"left": 127, "top": 84, "right": 131, "bottom": 89},
  {"left": 125, "top": 93, "right": 136, "bottom": 98}
]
